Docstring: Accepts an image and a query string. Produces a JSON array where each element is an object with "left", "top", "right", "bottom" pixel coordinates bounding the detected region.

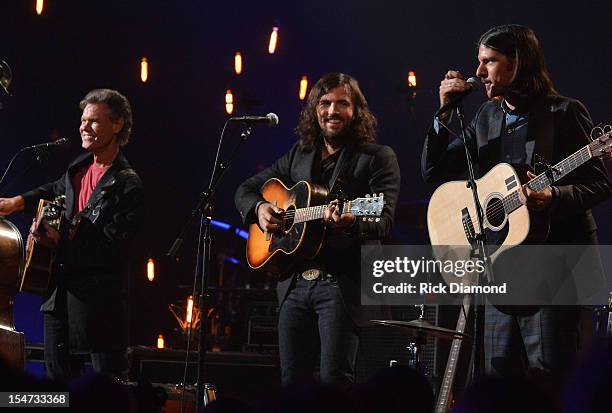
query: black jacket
[
  {"left": 22, "top": 151, "right": 144, "bottom": 310},
  {"left": 235, "top": 142, "right": 400, "bottom": 325}
]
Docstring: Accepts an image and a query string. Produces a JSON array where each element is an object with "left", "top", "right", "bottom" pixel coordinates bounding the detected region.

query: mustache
[{"left": 325, "top": 115, "right": 342, "bottom": 121}]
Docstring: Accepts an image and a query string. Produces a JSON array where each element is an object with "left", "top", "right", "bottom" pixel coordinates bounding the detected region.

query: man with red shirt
[{"left": 0, "top": 89, "right": 144, "bottom": 382}]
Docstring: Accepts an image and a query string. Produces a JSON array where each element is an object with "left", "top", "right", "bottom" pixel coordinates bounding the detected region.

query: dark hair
[
  {"left": 295, "top": 72, "right": 377, "bottom": 152},
  {"left": 79, "top": 89, "right": 133, "bottom": 146},
  {"left": 478, "top": 25, "right": 557, "bottom": 99}
]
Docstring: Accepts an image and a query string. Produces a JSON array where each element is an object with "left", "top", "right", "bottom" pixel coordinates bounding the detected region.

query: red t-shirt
[{"left": 72, "top": 163, "right": 111, "bottom": 213}]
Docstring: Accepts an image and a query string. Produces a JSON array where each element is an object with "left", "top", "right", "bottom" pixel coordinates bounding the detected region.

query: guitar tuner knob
[
  {"left": 365, "top": 194, "right": 370, "bottom": 198},
  {"left": 362, "top": 217, "right": 367, "bottom": 222},
  {"left": 375, "top": 218, "right": 380, "bottom": 222}
]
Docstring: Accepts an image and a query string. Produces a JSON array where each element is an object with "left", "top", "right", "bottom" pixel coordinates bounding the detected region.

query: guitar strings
[{"left": 466, "top": 138, "right": 609, "bottom": 229}]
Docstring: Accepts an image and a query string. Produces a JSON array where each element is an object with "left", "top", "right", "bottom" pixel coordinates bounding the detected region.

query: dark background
[{"left": 2, "top": 0, "right": 610, "bottom": 359}]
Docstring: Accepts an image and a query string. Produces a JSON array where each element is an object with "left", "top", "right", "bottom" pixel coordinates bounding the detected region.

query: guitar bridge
[{"left": 461, "top": 208, "right": 476, "bottom": 245}]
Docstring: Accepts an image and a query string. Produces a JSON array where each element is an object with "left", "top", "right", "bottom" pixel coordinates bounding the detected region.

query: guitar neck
[
  {"left": 502, "top": 144, "right": 593, "bottom": 214},
  {"left": 293, "top": 203, "right": 350, "bottom": 224},
  {"left": 435, "top": 295, "right": 471, "bottom": 413}
]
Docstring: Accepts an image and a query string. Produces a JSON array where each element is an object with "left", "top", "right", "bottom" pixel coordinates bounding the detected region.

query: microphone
[
  {"left": 229, "top": 113, "right": 279, "bottom": 126},
  {"left": 22, "top": 138, "right": 70, "bottom": 151},
  {"left": 436, "top": 77, "right": 482, "bottom": 117}
]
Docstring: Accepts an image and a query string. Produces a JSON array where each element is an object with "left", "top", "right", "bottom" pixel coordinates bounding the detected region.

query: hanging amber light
[
  {"left": 147, "top": 258, "right": 155, "bottom": 282},
  {"left": 186, "top": 295, "right": 194, "bottom": 325},
  {"left": 299, "top": 76, "right": 308, "bottom": 100},
  {"left": 407, "top": 70, "right": 417, "bottom": 87},
  {"left": 225, "top": 89, "right": 234, "bottom": 114},
  {"left": 140, "top": 57, "right": 149, "bottom": 83},
  {"left": 268, "top": 27, "right": 279, "bottom": 54},
  {"left": 157, "top": 334, "right": 165, "bottom": 349},
  {"left": 35, "top": 0, "right": 44, "bottom": 15},
  {"left": 234, "top": 52, "right": 243, "bottom": 75}
]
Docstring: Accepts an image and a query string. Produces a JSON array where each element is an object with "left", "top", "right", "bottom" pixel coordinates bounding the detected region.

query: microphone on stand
[
  {"left": 22, "top": 138, "right": 70, "bottom": 151},
  {"left": 229, "top": 113, "right": 279, "bottom": 126}
]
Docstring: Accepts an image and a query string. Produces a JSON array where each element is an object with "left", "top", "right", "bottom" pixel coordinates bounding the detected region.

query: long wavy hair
[
  {"left": 478, "top": 25, "right": 558, "bottom": 99},
  {"left": 296, "top": 72, "right": 377, "bottom": 152}
]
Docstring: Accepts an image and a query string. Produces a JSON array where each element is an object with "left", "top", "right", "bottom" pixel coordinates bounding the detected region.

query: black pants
[
  {"left": 43, "top": 288, "right": 128, "bottom": 382},
  {"left": 278, "top": 275, "right": 359, "bottom": 385}
]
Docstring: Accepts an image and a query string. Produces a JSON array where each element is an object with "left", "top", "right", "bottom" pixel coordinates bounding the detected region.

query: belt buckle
[{"left": 301, "top": 269, "right": 321, "bottom": 281}]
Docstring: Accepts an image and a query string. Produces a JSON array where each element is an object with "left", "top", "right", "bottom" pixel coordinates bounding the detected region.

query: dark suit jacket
[
  {"left": 422, "top": 95, "right": 611, "bottom": 243},
  {"left": 235, "top": 142, "right": 401, "bottom": 325},
  {"left": 21, "top": 151, "right": 144, "bottom": 351}
]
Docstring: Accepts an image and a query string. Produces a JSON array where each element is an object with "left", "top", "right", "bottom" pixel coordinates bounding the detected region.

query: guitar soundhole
[
  {"left": 485, "top": 197, "right": 505, "bottom": 228},
  {"left": 283, "top": 205, "right": 296, "bottom": 231}
]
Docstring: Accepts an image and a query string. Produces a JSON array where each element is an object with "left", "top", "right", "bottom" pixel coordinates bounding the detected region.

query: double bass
[{"left": 0, "top": 217, "right": 25, "bottom": 370}]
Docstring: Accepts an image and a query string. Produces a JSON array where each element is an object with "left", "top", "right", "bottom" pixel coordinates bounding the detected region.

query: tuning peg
[
  {"left": 375, "top": 218, "right": 380, "bottom": 222},
  {"left": 365, "top": 194, "right": 370, "bottom": 198},
  {"left": 362, "top": 217, "right": 367, "bottom": 222},
  {"left": 379, "top": 193, "right": 383, "bottom": 197}
]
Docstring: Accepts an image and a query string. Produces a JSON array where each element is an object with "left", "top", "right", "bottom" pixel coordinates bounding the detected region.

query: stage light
[
  {"left": 225, "top": 89, "right": 234, "bottom": 114},
  {"left": 268, "top": 27, "right": 279, "bottom": 54},
  {"left": 299, "top": 76, "right": 308, "bottom": 100},
  {"left": 147, "top": 258, "right": 155, "bottom": 281},
  {"left": 35, "top": 0, "right": 44, "bottom": 15},
  {"left": 234, "top": 52, "right": 242, "bottom": 75},
  {"left": 140, "top": 58, "right": 149, "bottom": 83},
  {"left": 407, "top": 70, "right": 417, "bottom": 87},
  {"left": 157, "top": 334, "right": 165, "bottom": 349},
  {"left": 186, "top": 295, "right": 194, "bottom": 324}
]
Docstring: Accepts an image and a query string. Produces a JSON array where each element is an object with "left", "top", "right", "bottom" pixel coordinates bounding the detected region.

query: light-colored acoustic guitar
[
  {"left": 21, "top": 196, "right": 65, "bottom": 295},
  {"left": 427, "top": 127, "right": 612, "bottom": 283},
  {"left": 246, "top": 178, "right": 384, "bottom": 278}
]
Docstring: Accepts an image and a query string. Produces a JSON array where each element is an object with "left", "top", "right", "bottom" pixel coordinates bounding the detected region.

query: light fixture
[
  {"left": 157, "top": 334, "right": 165, "bottom": 349},
  {"left": 407, "top": 70, "right": 417, "bottom": 87},
  {"left": 186, "top": 295, "right": 194, "bottom": 324},
  {"left": 299, "top": 75, "right": 308, "bottom": 100},
  {"left": 268, "top": 26, "right": 279, "bottom": 54},
  {"left": 140, "top": 57, "right": 149, "bottom": 83},
  {"left": 234, "top": 52, "right": 242, "bottom": 75},
  {"left": 35, "top": 0, "right": 44, "bottom": 15},
  {"left": 147, "top": 258, "right": 155, "bottom": 282},
  {"left": 225, "top": 89, "right": 234, "bottom": 114}
]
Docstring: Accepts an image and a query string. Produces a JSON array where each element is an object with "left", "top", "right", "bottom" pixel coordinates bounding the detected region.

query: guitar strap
[
  {"left": 530, "top": 98, "right": 555, "bottom": 172},
  {"left": 327, "top": 148, "right": 359, "bottom": 201}
]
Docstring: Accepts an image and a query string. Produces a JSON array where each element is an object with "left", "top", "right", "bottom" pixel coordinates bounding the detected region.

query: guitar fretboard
[
  {"left": 435, "top": 296, "right": 471, "bottom": 413},
  {"left": 501, "top": 145, "right": 593, "bottom": 214},
  {"left": 293, "top": 203, "right": 350, "bottom": 224}
]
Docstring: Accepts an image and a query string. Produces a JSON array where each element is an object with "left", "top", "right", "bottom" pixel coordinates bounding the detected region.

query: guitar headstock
[
  {"left": 589, "top": 125, "right": 612, "bottom": 158},
  {"left": 348, "top": 193, "right": 384, "bottom": 221}
]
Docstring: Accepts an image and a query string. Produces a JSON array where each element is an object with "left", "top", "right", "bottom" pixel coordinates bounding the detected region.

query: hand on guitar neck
[
  {"left": 322, "top": 199, "right": 356, "bottom": 230},
  {"left": 518, "top": 170, "right": 554, "bottom": 212},
  {"left": 29, "top": 217, "right": 60, "bottom": 250}
]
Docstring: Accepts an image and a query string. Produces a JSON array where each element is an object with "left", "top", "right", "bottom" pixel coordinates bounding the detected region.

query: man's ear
[{"left": 112, "top": 118, "right": 125, "bottom": 134}]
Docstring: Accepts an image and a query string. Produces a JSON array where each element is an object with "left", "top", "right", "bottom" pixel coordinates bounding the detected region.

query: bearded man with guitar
[
  {"left": 422, "top": 24, "right": 611, "bottom": 389},
  {"left": 0, "top": 89, "right": 144, "bottom": 382},
  {"left": 235, "top": 73, "right": 400, "bottom": 385}
]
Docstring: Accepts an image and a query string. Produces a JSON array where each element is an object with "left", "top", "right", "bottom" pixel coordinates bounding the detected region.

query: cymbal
[{"left": 370, "top": 319, "right": 468, "bottom": 340}]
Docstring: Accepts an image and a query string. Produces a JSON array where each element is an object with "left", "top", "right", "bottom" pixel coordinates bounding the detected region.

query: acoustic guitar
[
  {"left": 246, "top": 178, "right": 384, "bottom": 278},
  {"left": 21, "top": 196, "right": 65, "bottom": 295},
  {"left": 427, "top": 128, "right": 612, "bottom": 284}
]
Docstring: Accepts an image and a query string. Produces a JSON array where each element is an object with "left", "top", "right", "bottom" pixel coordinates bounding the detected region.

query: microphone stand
[
  {"left": 0, "top": 145, "right": 62, "bottom": 197},
  {"left": 167, "top": 124, "right": 253, "bottom": 412},
  {"left": 453, "top": 103, "right": 494, "bottom": 384}
]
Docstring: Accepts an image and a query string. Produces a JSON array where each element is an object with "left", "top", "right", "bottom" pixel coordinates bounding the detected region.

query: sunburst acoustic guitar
[{"left": 246, "top": 178, "right": 384, "bottom": 278}]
